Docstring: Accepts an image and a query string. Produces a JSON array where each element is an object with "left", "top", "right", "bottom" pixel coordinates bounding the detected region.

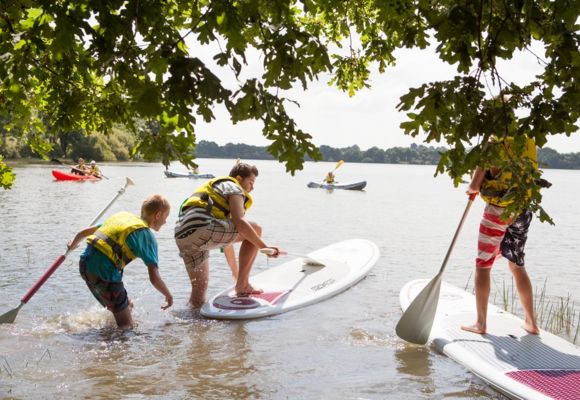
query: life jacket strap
[
  {"left": 480, "top": 188, "right": 508, "bottom": 198},
  {"left": 185, "top": 192, "right": 230, "bottom": 217},
  {"left": 94, "top": 231, "right": 132, "bottom": 270}
]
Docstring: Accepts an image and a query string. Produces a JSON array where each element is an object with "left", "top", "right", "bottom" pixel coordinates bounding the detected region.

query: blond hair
[{"left": 141, "top": 194, "right": 170, "bottom": 220}]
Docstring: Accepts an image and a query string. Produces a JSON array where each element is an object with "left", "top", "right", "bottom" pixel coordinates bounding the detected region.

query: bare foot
[
  {"left": 461, "top": 323, "right": 486, "bottom": 334},
  {"left": 522, "top": 321, "right": 540, "bottom": 335},
  {"left": 235, "top": 285, "right": 263, "bottom": 297}
]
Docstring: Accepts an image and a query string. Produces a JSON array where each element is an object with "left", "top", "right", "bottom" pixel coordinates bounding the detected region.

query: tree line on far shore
[
  {"left": 195, "top": 141, "right": 580, "bottom": 170},
  {"left": 2, "top": 129, "right": 580, "bottom": 170}
]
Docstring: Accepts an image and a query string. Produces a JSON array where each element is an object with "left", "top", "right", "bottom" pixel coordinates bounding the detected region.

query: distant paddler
[
  {"left": 71, "top": 158, "right": 88, "bottom": 175},
  {"left": 325, "top": 172, "right": 336, "bottom": 184},
  {"left": 87, "top": 160, "right": 102, "bottom": 178},
  {"left": 174, "top": 162, "right": 280, "bottom": 306},
  {"left": 324, "top": 160, "right": 344, "bottom": 184}
]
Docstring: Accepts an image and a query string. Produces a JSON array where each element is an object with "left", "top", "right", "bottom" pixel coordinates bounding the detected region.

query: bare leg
[
  {"left": 509, "top": 262, "right": 540, "bottom": 334},
  {"left": 235, "top": 222, "right": 263, "bottom": 296},
  {"left": 186, "top": 260, "right": 209, "bottom": 308},
  {"left": 462, "top": 268, "right": 491, "bottom": 334},
  {"left": 223, "top": 245, "right": 238, "bottom": 281},
  {"left": 113, "top": 307, "right": 134, "bottom": 330}
]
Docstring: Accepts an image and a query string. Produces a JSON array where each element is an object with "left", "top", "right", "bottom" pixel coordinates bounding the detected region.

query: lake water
[{"left": 1, "top": 159, "right": 579, "bottom": 399}]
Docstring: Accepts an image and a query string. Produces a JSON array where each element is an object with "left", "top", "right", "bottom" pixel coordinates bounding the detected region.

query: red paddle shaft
[{"left": 21, "top": 254, "right": 67, "bottom": 303}]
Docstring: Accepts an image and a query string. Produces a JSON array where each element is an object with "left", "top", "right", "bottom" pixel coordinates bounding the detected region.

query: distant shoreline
[{"left": 5, "top": 141, "right": 580, "bottom": 171}]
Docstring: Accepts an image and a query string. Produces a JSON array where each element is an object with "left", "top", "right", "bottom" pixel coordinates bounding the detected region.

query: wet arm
[
  {"left": 67, "top": 226, "right": 98, "bottom": 251},
  {"left": 147, "top": 265, "right": 173, "bottom": 310}
]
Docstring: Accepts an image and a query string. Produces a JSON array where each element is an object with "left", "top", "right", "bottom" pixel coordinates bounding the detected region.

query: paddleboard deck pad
[
  {"left": 201, "top": 239, "right": 379, "bottom": 320},
  {"left": 400, "top": 279, "right": 580, "bottom": 400}
]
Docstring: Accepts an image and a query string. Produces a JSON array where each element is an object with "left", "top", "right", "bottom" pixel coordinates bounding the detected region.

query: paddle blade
[
  {"left": 0, "top": 302, "right": 24, "bottom": 324},
  {"left": 395, "top": 276, "right": 443, "bottom": 345}
]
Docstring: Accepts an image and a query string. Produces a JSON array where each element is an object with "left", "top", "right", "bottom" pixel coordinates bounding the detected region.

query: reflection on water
[
  {"left": 395, "top": 345, "right": 433, "bottom": 378},
  {"left": 1, "top": 161, "right": 578, "bottom": 398},
  {"left": 177, "top": 322, "right": 262, "bottom": 399}
]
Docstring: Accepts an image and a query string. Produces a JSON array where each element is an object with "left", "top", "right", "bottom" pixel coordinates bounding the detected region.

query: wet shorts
[
  {"left": 175, "top": 218, "right": 239, "bottom": 272},
  {"left": 79, "top": 260, "right": 129, "bottom": 313},
  {"left": 476, "top": 204, "right": 533, "bottom": 269}
]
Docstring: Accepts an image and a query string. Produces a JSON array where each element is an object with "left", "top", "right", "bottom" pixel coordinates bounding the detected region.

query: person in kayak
[
  {"left": 175, "top": 162, "right": 280, "bottom": 307},
  {"left": 72, "top": 158, "right": 87, "bottom": 175},
  {"left": 87, "top": 160, "right": 102, "bottom": 178},
  {"left": 67, "top": 194, "right": 173, "bottom": 329},
  {"left": 325, "top": 171, "right": 336, "bottom": 184},
  {"left": 461, "top": 136, "right": 543, "bottom": 336}
]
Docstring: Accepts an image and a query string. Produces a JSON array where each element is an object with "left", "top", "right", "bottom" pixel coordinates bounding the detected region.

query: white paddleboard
[
  {"left": 400, "top": 279, "right": 580, "bottom": 400},
  {"left": 201, "top": 239, "right": 379, "bottom": 320}
]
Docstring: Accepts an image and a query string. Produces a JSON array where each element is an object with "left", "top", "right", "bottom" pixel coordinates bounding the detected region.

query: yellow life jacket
[
  {"left": 480, "top": 137, "right": 538, "bottom": 207},
  {"left": 179, "top": 177, "right": 253, "bottom": 219},
  {"left": 86, "top": 212, "right": 149, "bottom": 270}
]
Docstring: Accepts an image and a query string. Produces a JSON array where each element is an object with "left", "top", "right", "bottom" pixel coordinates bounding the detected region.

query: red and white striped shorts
[{"left": 476, "top": 204, "right": 533, "bottom": 269}]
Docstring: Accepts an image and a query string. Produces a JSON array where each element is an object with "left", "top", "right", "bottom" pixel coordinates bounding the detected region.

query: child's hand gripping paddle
[{"left": 260, "top": 248, "right": 326, "bottom": 267}]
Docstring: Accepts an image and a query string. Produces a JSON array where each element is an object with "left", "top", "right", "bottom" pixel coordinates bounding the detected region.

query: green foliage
[
  {"left": 0, "top": 155, "right": 15, "bottom": 189},
  {"left": 0, "top": 0, "right": 578, "bottom": 218}
]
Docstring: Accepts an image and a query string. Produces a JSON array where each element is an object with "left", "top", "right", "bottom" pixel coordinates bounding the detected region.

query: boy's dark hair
[
  {"left": 229, "top": 162, "right": 258, "bottom": 178},
  {"left": 141, "top": 194, "right": 170, "bottom": 219}
]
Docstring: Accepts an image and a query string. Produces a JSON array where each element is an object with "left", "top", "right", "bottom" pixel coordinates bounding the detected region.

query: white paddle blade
[{"left": 395, "top": 276, "right": 443, "bottom": 345}]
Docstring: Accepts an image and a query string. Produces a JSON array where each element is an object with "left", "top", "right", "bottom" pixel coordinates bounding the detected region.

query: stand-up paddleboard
[
  {"left": 201, "top": 239, "right": 379, "bottom": 320},
  {"left": 400, "top": 279, "right": 580, "bottom": 400}
]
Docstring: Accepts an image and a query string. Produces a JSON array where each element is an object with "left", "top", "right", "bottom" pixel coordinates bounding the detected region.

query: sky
[{"left": 190, "top": 39, "right": 580, "bottom": 154}]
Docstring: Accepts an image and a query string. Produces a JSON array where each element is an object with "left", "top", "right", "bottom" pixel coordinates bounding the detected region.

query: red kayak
[{"left": 51, "top": 169, "right": 100, "bottom": 181}]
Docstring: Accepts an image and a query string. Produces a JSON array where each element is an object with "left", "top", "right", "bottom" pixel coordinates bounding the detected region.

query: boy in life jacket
[
  {"left": 67, "top": 194, "right": 173, "bottom": 329},
  {"left": 87, "top": 160, "right": 102, "bottom": 178},
  {"left": 175, "top": 162, "right": 280, "bottom": 307},
  {"left": 461, "top": 136, "right": 540, "bottom": 335},
  {"left": 325, "top": 172, "right": 335, "bottom": 184},
  {"left": 72, "top": 158, "right": 87, "bottom": 175}
]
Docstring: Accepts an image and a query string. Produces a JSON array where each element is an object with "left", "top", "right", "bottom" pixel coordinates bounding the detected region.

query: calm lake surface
[{"left": 1, "top": 159, "right": 579, "bottom": 399}]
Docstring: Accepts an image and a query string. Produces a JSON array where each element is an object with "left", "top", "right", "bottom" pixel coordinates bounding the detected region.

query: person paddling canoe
[
  {"left": 87, "top": 160, "right": 102, "bottom": 178},
  {"left": 175, "top": 162, "right": 280, "bottom": 307},
  {"left": 71, "top": 158, "right": 88, "bottom": 175},
  {"left": 325, "top": 171, "right": 336, "bottom": 184}
]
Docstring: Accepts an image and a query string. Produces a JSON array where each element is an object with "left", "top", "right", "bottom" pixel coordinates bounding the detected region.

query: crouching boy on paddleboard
[
  {"left": 175, "top": 162, "right": 279, "bottom": 307},
  {"left": 462, "top": 136, "right": 544, "bottom": 336},
  {"left": 67, "top": 194, "right": 173, "bottom": 329}
]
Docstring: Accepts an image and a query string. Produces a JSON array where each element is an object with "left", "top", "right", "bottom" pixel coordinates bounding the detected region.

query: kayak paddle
[
  {"left": 0, "top": 177, "right": 135, "bottom": 324},
  {"left": 395, "top": 193, "right": 476, "bottom": 345}
]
